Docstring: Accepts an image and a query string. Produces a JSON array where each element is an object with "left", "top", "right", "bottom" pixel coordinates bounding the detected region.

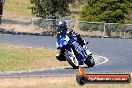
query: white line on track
[{"left": 95, "top": 55, "right": 109, "bottom": 65}]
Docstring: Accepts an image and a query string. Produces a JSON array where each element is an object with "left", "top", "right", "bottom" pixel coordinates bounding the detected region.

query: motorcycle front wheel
[
  {"left": 65, "top": 49, "right": 79, "bottom": 69},
  {"left": 85, "top": 55, "right": 95, "bottom": 67}
]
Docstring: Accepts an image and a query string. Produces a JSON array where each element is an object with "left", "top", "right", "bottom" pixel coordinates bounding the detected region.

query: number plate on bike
[
  {"left": 75, "top": 43, "right": 87, "bottom": 58},
  {"left": 75, "top": 43, "right": 84, "bottom": 53}
]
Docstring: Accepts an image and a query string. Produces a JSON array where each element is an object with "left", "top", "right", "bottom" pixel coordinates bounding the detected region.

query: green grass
[
  {"left": 0, "top": 47, "right": 26, "bottom": 71},
  {"left": 0, "top": 44, "right": 68, "bottom": 72}
]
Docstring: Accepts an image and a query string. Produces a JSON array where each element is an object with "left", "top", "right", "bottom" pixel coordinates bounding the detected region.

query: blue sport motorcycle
[{"left": 56, "top": 33, "right": 95, "bottom": 69}]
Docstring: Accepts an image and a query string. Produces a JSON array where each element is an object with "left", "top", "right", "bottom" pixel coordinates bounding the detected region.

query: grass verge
[
  {"left": 3, "top": 0, "right": 32, "bottom": 17},
  {"left": 0, "top": 44, "right": 68, "bottom": 72}
]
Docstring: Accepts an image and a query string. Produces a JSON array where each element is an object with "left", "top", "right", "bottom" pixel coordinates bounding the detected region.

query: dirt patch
[
  {"left": 0, "top": 24, "right": 42, "bottom": 33},
  {"left": 0, "top": 74, "right": 131, "bottom": 88},
  {"left": 0, "top": 76, "right": 75, "bottom": 88}
]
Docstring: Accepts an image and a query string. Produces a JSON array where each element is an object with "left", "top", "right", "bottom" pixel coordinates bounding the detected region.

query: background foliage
[
  {"left": 81, "top": 0, "right": 132, "bottom": 23},
  {"left": 30, "top": 0, "right": 70, "bottom": 19}
]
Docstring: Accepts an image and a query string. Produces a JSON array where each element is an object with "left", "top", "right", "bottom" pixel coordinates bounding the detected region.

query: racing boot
[{"left": 56, "top": 53, "right": 66, "bottom": 61}]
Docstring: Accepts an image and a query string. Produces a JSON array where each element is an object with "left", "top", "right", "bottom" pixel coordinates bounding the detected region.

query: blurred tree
[
  {"left": 68, "top": 0, "right": 84, "bottom": 3},
  {"left": 0, "top": 0, "right": 5, "bottom": 24},
  {"left": 30, "top": 0, "right": 70, "bottom": 19},
  {"left": 68, "top": 0, "right": 85, "bottom": 8},
  {"left": 81, "top": 0, "right": 132, "bottom": 23}
]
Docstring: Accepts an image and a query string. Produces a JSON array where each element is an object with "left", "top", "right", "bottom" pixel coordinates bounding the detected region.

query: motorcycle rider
[{"left": 56, "top": 20, "right": 87, "bottom": 61}]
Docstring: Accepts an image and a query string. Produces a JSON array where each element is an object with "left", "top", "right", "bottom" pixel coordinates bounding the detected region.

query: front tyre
[
  {"left": 65, "top": 49, "right": 79, "bottom": 69},
  {"left": 85, "top": 55, "right": 95, "bottom": 67}
]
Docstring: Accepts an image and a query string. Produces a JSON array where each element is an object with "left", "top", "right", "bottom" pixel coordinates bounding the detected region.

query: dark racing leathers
[{"left": 56, "top": 28, "right": 86, "bottom": 61}]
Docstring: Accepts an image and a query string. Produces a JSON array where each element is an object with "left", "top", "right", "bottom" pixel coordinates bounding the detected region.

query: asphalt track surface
[{"left": 0, "top": 34, "right": 132, "bottom": 76}]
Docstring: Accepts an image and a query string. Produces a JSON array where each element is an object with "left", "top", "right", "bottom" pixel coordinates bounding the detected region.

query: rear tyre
[
  {"left": 84, "top": 55, "right": 95, "bottom": 67},
  {"left": 65, "top": 49, "right": 79, "bottom": 69}
]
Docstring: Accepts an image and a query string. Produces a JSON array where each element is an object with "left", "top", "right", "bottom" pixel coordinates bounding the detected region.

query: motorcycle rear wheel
[{"left": 84, "top": 56, "right": 95, "bottom": 67}]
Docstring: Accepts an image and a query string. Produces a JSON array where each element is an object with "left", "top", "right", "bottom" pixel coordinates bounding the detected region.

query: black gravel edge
[
  {"left": 0, "top": 28, "right": 54, "bottom": 36},
  {"left": 0, "top": 28, "right": 131, "bottom": 39}
]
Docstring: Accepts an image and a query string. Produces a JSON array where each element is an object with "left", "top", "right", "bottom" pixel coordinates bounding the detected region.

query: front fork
[{"left": 77, "top": 45, "right": 92, "bottom": 63}]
